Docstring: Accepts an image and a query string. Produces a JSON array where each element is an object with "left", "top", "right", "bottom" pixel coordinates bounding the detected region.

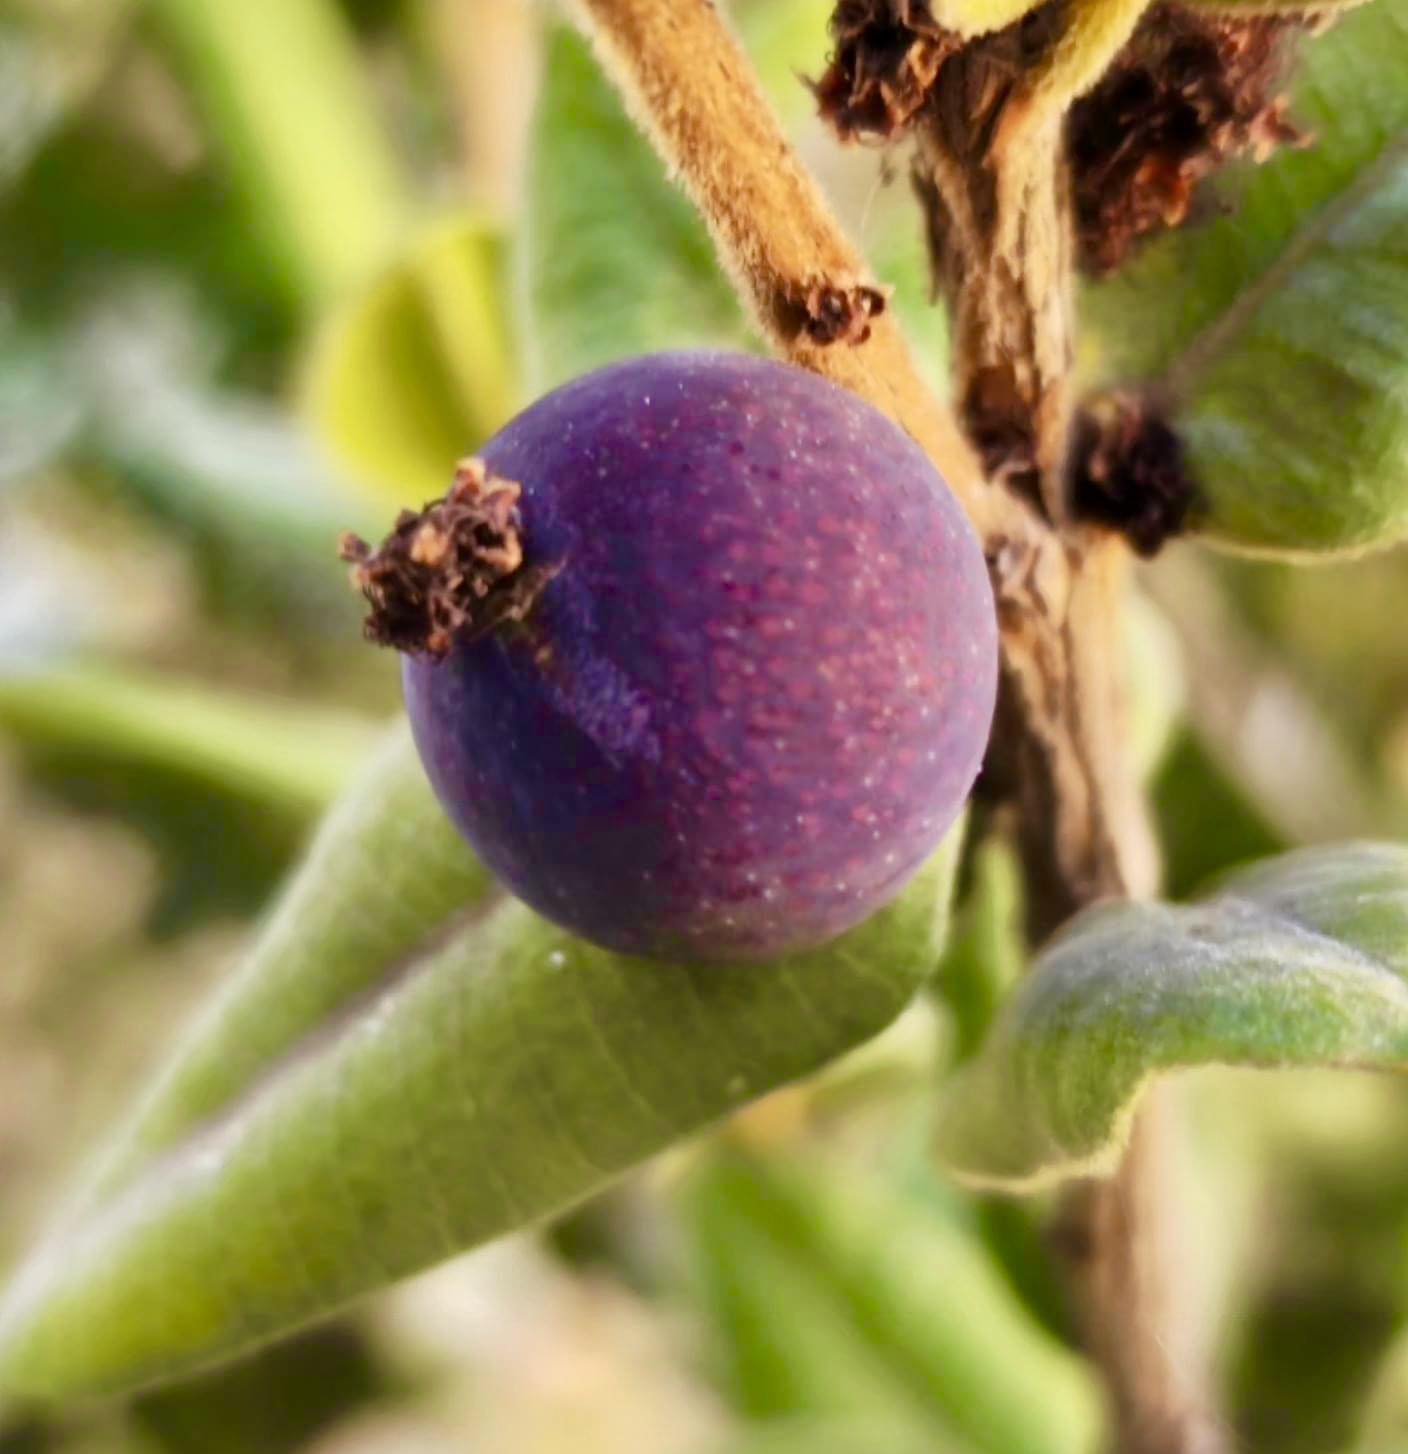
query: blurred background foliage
[{"left": 0, "top": 1, "right": 1406, "bottom": 1451}]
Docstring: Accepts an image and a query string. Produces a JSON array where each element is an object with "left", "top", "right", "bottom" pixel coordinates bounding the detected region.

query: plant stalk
[
  {"left": 566, "top": 1, "right": 1212, "bottom": 1448},
  {"left": 911, "top": 7, "right": 1218, "bottom": 1444},
  {"left": 565, "top": 0, "right": 1002, "bottom": 537},
  {"left": 1054, "top": 1087, "right": 1226, "bottom": 1454}
]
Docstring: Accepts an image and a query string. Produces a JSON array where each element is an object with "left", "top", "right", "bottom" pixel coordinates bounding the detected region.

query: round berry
[{"left": 344, "top": 352, "right": 998, "bottom": 962}]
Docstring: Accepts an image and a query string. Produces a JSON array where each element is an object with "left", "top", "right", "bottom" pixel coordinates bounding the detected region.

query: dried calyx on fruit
[
  {"left": 345, "top": 352, "right": 999, "bottom": 964},
  {"left": 340, "top": 459, "right": 556, "bottom": 658}
]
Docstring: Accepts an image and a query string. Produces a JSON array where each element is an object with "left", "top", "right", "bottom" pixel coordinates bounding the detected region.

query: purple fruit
[{"left": 344, "top": 352, "right": 998, "bottom": 963}]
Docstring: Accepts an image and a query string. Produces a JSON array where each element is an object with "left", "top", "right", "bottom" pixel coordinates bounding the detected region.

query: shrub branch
[
  {"left": 565, "top": 0, "right": 998, "bottom": 533},
  {"left": 565, "top": 2, "right": 1214, "bottom": 1450}
]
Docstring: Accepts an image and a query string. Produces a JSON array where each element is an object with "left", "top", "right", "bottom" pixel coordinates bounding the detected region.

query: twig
[
  {"left": 565, "top": 0, "right": 1001, "bottom": 536},
  {"left": 915, "top": 58, "right": 1076, "bottom": 521},
  {"left": 908, "top": 5, "right": 1218, "bottom": 1444},
  {"left": 565, "top": 2, "right": 1207, "bottom": 1449},
  {"left": 912, "top": 0, "right": 1151, "bottom": 521}
]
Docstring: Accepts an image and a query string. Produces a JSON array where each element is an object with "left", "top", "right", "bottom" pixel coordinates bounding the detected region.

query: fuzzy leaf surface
[
  {"left": 0, "top": 726, "right": 958, "bottom": 1400},
  {"left": 937, "top": 843, "right": 1408, "bottom": 1189},
  {"left": 1085, "top": 0, "right": 1408, "bottom": 552}
]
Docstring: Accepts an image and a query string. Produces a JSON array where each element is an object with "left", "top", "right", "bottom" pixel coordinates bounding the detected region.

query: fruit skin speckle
[{"left": 402, "top": 351, "right": 998, "bottom": 963}]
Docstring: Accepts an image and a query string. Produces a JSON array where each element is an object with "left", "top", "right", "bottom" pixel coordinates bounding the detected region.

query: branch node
[
  {"left": 1070, "top": 392, "right": 1200, "bottom": 555},
  {"left": 789, "top": 277, "right": 890, "bottom": 344}
]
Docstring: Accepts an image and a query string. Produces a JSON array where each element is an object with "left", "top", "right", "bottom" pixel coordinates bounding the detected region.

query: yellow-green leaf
[{"left": 303, "top": 217, "right": 517, "bottom": 506}]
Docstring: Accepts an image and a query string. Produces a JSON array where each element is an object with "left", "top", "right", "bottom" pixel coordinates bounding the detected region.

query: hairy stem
[
  {"left": 911, "top": 0, "right": 1150, "bottom": 520},
  {"left": 915, "top": 6, "right": 1214, "bottom": 1445},
  {"left": 568, "top": 2, "right": 1207, "bottom": 1449},
  {"left": 993, "top": 538, "right": 1218, "bottom": 1454},
  {"left": 990, "top": 530, "right": 1158, "bottom": 927},
  {"left": 566, "top": 0, "right": 1005, "bottom": 537}
]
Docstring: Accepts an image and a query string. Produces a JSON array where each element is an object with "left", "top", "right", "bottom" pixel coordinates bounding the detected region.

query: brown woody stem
[
  {"left": 915, "top": 58, "right": 1076, "bottom": 520},
  {"left": 917, "top": 9, "right": 1217, "bottom": 1446},
  {"left": 567, "top": 1, "right": 1210, "bottom": 1449}
]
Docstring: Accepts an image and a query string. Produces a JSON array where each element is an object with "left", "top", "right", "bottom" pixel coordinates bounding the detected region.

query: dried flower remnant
[
  {"left": 814, "top": 0, "right": 960, "bottom": 140},
  {"left": 1069, "top": 3, "right": 1307, "bottom": 275},
  {"left": 339, "top": 458, "right": 556, "bottom": 659},
  {"left": 793, "top": 279, "right": 890, "bottom": 344},
  {"left": 1070, "top": 393, "right": 1199, "bottom": 555}
]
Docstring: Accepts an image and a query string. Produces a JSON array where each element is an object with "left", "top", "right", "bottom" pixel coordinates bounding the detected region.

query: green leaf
[
  {"left": 686, "top": 1175, "right": 945, "bottom": 1438},
  {"left": 0, "top": 663, "right": 378, "bottom": 815},
  {"left": 518, "top": 26, "right": 747, "bottom": 392},
  {"left": 936, "top": 835, "right": 1026, "bottom": 1063},
  {"left": 0, "top": 725, "right": 958, "bottom": 1401},
  {"left": 1152, "top": 732, "right": 1287, "bottom": 900},
  {"left": 302, "top": 217, "right": 518, "bottom": 506},
  {"left": 685, "top": 1151, "right": 1104, "bottom": 1454},
  {"left": 937, "top": 842, "right": 1408, "bottom": 1190},
  {"left": 1084, "top": 0, "right": 1408, "bottom": 554},
  {"left": 72, "top": 296, "right": 378, "bottom": 618}
]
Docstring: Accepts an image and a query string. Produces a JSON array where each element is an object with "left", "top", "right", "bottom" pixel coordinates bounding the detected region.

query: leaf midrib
[
  {"left": 1162, "top": 127, "right": 1408, "bottom": 403},
  {"left": 94, "top": 886, "right": 511, "bottom": 1201}
]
